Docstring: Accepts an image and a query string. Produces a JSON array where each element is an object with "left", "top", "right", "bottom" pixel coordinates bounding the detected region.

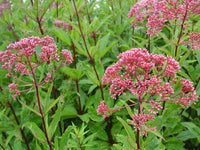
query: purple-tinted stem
[
  {"left": 69, "top": 14, "right": 82, "bottom": 115},
  {"left": 106, "top": 117, "right": 114, "bottom": 145},
  {"left": 132, "top": 25, "right": 135, "bottom": 47},
  {"left": 4, "top": 20, "right": 19, "bottom": 41},
  {"left": 0, "top": 143, "right": 5, "bottom": 150},
  {"left": 37, "top": 17, "right": 44, "bottom": 35},
  {"left": 110, "top": 0, "right": 116, "bottom": 24},
  {"left": 28, "top": 58, "right": 52, "bottom": 150},
  {"left": 7, "top": 102, "right": 30, "bottom": 150},
  {"left": 72, "top": 43, "right": 82, "bottom": 114},
  {"left": 175, "top": 2, "right": 188, "bottom": 57},
  {"left": 30, "top": 0, "right": 33, "bottom": 6},
  {"left": 72, "top": 0, "right": 104, "bottom": 100},
  {"left": 119, "top": 0, "right": 122, "bottom": 24},
  {"left": 2, "top": 132, "right": 13, "bottom": 150},
  {"left": 137, "top": 95, "right": 142, "bottom": 150},
  {"left": 56, "top": 1, "right": 58, "bottom": 18},
  {"left": 147, "top": 35, "right": 151, "bottom": 52},
  {"left": 85, "top": 2, "right": 97, "bottom": 45},
  {"left": 161, "top": 101, "right": 166, "bottom": 115}
]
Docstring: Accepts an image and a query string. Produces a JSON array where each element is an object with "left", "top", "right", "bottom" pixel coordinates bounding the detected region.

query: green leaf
[
  {"left": 116, "top": 117, "right": 136, "bottom": 149},
  {"left": 60, "top": 126, "right": 73, "bottom": 149},
  {"left": 36, "top": 140, "right": 42, "bottom": 150},
  {"left": 19, "top": 100, "right": 41, "bottom": 117},
  {"left": 100, "top": 41, "right": 118, "bottom": 58},
  {"left": 179, "top": 50, "right": 190, "bottom": 66},
  {"left": 23, "top": 122, "right": 46, "bottom": 143},
  {"left": 88, "top": 122, "right": 108, "bottom": 141},
  {"left": 5, "top": 131, "right": 15, "bottom": 146},
  {"left": 44, "top": 83, "right": 53, "bottom": 108},
  {"left": 44, "top": 96, "right": 60, "bottom": 115},
  {"left": 181, "top": 122, "right": 200, "bottom": 142},
  {"left": 177, "top": 130, "right": 196, "bottom": 141},
  {"left": 196, "top": 50, "right": 200, "bottom": 63},
  {"left": 62, "top": 66, "right": 85, "bottom": 80},
  {"left": 47, "top": 105, "right": 61, "bottom": 139},
  {"left": 53, "top": 27, "right": 71, "bottom": 45},
  {"left": 61, "top": 104, "right": 78, "bottom": 118},
  {"left": 148, "top": 127, "right": 167, "bottom": 142},
  {"left": 88, "top": 107, "right": 104, "bottom": 122}
]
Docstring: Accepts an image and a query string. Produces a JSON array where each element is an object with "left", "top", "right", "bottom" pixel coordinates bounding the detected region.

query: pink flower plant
[
  {"left": 128, "top": 0, "right": 200, "bottom": 36},
  {"left": 183, "top": 32, "right": 200, "bottom": 51},
  {"left": 0, "top": 35, "right": 72, "bottom": 100},
  {"left": 97, "top": 48, "right": 198, "bottom": 136},
  {"left": 54, "top": 20, "right": 73, "bottom": 31}
]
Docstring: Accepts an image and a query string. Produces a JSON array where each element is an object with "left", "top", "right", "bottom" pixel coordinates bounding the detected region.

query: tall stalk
[
  {"left": 85, "top": 1, "right": 97, "bottom": 45},
  {"left": 28, "top": 57, "right": 52, "bottom": 150},
  {"left": 136, "top": 95, "right": 142, "bottom": 150},
  {"left": 69, "top": 14, "right": 82, "bottom": 115},
  {"left": 72, "top": 0, "right": 116, "bottom": 145},
  {"left": 72, "top": 0, "right": 104, "bottom": 100},
  {"left": 174, "top": 2, "right": 188, "bottom": 57}
]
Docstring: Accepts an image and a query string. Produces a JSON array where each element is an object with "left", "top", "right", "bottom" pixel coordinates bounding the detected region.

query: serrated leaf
[
  {"left": 44, "top": 96, "right": 60, "bottom": 115},
  {"left": 61, "top": 104, "right": 77, "bottom": 118},
  {"left": 19, "top": 100, "right": 41, "bottom": 117},
  {"left": 23, "top": 122, "right": 46, "bottom": 143},
  {"left": 181, "top": 122, "right": 200, "bottom": 142},
  {"left": 60, "top": 126, "right": 73, "bottom": 149},
  {"left": 116, "top": 116, "right": 136, "bottom": 149},
  {"left": 48, "top": 105, "right": 61, "bottom": 139},
  {"left": 62, "top": 66, "right": 85, "bottom": 80},
  {"left": 53, "top": 27, "right": 71, "bottom": 45}
]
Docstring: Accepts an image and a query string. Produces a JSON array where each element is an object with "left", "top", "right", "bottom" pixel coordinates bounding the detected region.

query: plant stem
[
  {"left": 69, "top": 13, "right": 82, "bottom": 115},
  {"left": 174, "top": 2, "right": 188, "bottom": 57},
  {"left": 147, "top": 34, "right": 150, "bottom": 52},
  {"left": 37, "top": 17, "right": 44, "bottom": 35},
  {"left": 85, "top": 1, "right": 97, "bottom": 45},
  {"left": 110, "top": 0, "right": 116, "bottom": 24},
  {"left": 72, "top": 0, "right": 104, "bottom": 100},
  {"left": 30, "top": 0, "right": 33, "bottom": 6},
  {"left": 0, "top": 143, "right": 5, "bottom": 150},
  {"left": 56, "top": 1, "right": 58, "bottom": 18},
  {"left": 132, "top": 25, "right": 135, "bottom": 47},
  {"left": 28, "top": 58, "right": 52, "bottom": 150},
  {"left": 161, "top": 101, "right": 166, "bottom": 115},
  {"left": 106, "top": 117, "right": 114, "bottom": 145},
  {"left": 2, "top": 132, "right": 13, "bottom": 150},
  {"left": 4, "top": 20, "right": 19, "bottom": 41},
  {"left": 7, "top": 102, "right": 30, "bottom": 150},
  {"left": 137, "top": 95, "right": 142, "bottom": 150},
  {"left": 72, "top": 42, "right": 82, "bottom": 114}
]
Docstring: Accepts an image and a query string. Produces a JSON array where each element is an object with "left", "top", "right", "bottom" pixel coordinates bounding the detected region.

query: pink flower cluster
[
  {"left": 97, "top": 100, "right": 121, "bottom": 119},
  {"left": 0, "top": 36, "right": 73, "bottom": 100},
  {"left": 132, "top": 114, "right": 156, "bottom": 136},
  {"left": 128, "top": 0, "right": 200, "bottom": 36},
  {"left": 102, "top": 48, "right": 182, "bottom": 100},
  {"left": 8, "top": 83, "right": 20, "bottom": 100},
  {"left": 178, "top": 78, "right": 197, "bottom": 106},
  {"left": 0, "top": 0, "right": 9, "bottom": 15},
  {"left": 54, "top": 20, "right": 73, "bottom": 31},
  {"left": 100, "top": 48, "right": 198, "bottom": 136},
  {"left": 61, "top": 50, "right": 73, "bottom": 65},
  {"left": 184, "top": 32, "right": 200, "bottom": 51},
  {"left": 97, "top": 100, "right": 109, "bottom": 119}
]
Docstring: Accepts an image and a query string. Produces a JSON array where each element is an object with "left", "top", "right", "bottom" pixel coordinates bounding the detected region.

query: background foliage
[{"left": 0, "top": 0, "right": 200, "bottom": 150}]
